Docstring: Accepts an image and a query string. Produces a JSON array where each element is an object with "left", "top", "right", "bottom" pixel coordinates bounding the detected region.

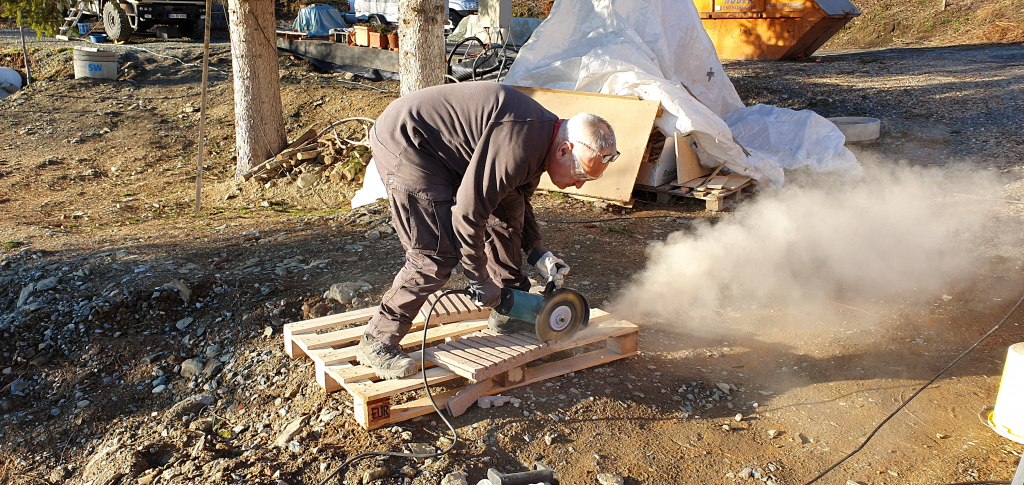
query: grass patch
[{"left": 2, "top": 241, "right": 23, "bottom": 249}]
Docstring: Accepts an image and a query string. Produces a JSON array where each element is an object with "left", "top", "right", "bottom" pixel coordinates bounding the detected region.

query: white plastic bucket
[
  {"left": 73, "top": 46, "right": 118, "bottom": 80},
  {"left": 983, "top": 342, "right": 1024, "bottom": 444}
]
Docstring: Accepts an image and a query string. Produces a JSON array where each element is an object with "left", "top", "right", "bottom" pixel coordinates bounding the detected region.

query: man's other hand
[
  {"left": 470, "top": 279, "right": 502, "bottom": 308},
  {"left": 536, "top": 251, "right": 570, "bottom": 288}
]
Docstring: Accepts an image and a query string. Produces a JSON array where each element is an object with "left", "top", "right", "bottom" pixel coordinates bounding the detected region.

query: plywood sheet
[
  {"left": 515, "top": 86, "right": 662, "bottom": 204},
  {"left": 675, "top": 134, "right": 709, "bottom": 185}
]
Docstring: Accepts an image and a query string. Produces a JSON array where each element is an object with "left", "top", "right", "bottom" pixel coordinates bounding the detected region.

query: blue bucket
[
  {"left": 77, "top": 23, "right": 91, "bottom": 35},
  {"left": 89, "top": 33, "right": 108, "bottom": 43}
]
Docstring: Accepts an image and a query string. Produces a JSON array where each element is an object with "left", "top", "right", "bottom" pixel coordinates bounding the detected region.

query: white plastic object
[
  {"left": 827, "top": 116, "right": 881, "bottom": 143},
  {"left": 0, "top": 67, "right": 23, "bottom": 100},
  {"left": 982, "top": 342, "right": 1024, "bottom": 444}
]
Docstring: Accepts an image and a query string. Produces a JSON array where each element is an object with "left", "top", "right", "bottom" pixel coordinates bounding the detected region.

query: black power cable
[
  {"left": 803, "top": 288, "right": 1024, "bottom": 485},
  {"left": 316, "top": 288, "right": 471, "bottom": 485}
]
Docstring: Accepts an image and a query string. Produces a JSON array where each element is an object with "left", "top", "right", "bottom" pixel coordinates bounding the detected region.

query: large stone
[
  {"left": 441, "top": 471, "right": 468, "bottom": 485},
  {"left": 168, "top": 279, "right": 191, "bottom": 304},
  {"left": 180, "top": 358, "right": 204, "bottom": 378},
  {"left": 35, "top": 277, "right": 59, "bottom": 291},
  {"left": 296, "top": 172, "right": 318, "bottom": 189},
  {"left": 176, "top": 317, "right": 194, "bottom": 331},
  {"left": 597, "top": 473, "right": 624, "bottom": 485},
  {"left": 327, "top": 282, "right": 361, "bottom": 304},
  {"left": 363, "top": 467, "right": 389, "bottom": 483},
  {"left": 17, "top": 283, "right": 34, "bottom": 307},
  {"left": 165, "top": 393, "right": 216, "bottom": 421},
  {"left": 275, "top": 415, "right": 309, "bottom": 447}
]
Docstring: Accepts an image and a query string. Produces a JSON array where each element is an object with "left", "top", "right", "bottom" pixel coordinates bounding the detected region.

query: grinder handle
[{"left": 486, "top": 468, "right": 556, "bottom": 485}]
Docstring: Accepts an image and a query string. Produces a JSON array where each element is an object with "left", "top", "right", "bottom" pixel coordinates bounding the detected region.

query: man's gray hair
[{"left": 556, "top": 113, "right": 616, "bottom": 153}]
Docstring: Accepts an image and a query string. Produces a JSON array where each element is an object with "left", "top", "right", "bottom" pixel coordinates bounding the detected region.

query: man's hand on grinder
[
  {"left": 469, "top": 279, "right": 502, "bottom": 308},
  {"left": 536, "top": 251, "right": 570, "bottom": 288}
]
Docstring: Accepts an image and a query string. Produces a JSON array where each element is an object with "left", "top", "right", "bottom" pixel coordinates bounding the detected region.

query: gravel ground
[
  {"left": 2, "top": 25, "right": 1024, "bottom": 485},
  {"left": 726, "top": 43, "right": 1024, "bottom": 169}
]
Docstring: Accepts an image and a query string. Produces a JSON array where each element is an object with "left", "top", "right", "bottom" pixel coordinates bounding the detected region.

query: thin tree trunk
[
  {"left": 195, "top": 0, "right": 212, "bottom": 214},
  {"left": 18, "top": 18, "right": 31, "bottom": 86},
  {"left": 398, "top": 0, "right": 445, "bottom": 95},
  {"left": 226, "top": 0, "right": 286, "bottom": 178}
]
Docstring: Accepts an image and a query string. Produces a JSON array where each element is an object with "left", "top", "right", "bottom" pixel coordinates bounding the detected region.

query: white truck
[
  {"left": 65, "top": 0, "right": 226, "bottom": 42},
  {"left": 344, "top": 0, "right": 478, "bottom": 29}
]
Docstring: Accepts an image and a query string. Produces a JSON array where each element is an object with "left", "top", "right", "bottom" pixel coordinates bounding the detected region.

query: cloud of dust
[{"left": 613, "top": 157, "right": 1004, "bottom": 330}]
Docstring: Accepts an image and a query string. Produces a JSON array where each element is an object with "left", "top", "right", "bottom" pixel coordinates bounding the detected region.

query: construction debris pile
[{"left": 240, "top": 118, "right": 375, "bottom": 189}]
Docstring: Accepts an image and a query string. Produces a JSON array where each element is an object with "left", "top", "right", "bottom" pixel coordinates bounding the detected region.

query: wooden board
[
  {"left": 705, "top": 176, "right": 728, "bottom": 190},
  {"left": 425, "top": 309, "right": 627, "bottom": 381},
  {"left": 416, "top": 292, "right": 488, "bottom": 325},
  {"left": 675, "top": 134, "right": 710, "bottom": 185},
  {"left": 514, "top": 86, "right": 662, "bottom": 204}
]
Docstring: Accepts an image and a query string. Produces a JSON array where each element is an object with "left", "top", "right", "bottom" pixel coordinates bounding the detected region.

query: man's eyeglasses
[
  {"left": 571, "top": 140, "right": 620, "bottom": 164},
  {"left": 570, "top": 151, "right": 602, "bottom": 181}
]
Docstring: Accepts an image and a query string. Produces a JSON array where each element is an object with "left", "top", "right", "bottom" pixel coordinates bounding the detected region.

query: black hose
[
  {"left": 803, "top": 289, "right": 1024, "bottom": 485},
  {"left": 316, "top": 289, "right": 471, "bottom": 485}
]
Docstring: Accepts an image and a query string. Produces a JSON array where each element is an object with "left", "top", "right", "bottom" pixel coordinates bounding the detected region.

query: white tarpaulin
[{"left": 502, "top": 0, "right": 860, "bottom": 186}]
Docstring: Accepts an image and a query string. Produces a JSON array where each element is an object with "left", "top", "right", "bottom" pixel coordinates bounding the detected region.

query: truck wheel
[
  {"left": 103, "top": 1, "right": 132, "bottom": 42},
  {"left": 368, "top": 14, "right": 386, "bottom": 28},
  {"left": 184, "top": 18, "right": 206, "bottom": 40},
  {"left": 449, "top": 9, "right": 463, "bottom": 28}
]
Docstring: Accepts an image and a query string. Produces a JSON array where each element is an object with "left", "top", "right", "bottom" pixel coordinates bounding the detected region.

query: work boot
[
  {"left": 355, "top": 334, "right": 418, "bottom": 380},
  {"left": 487, "top": 310, "right": 534, "bottom": 335}
]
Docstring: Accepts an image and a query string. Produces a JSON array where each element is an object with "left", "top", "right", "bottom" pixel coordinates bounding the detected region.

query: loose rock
[
  {"left": 275, "top": 415, "right": 309, "bottom": 447},
  {"left": 441, "top": 471, "right": 468, "bottom": 485},
  {"left": 180, "top": 358, "right": 204, "bottom": 378},
  {"left": 363, "top": 467, "right": 388, "bottom": 483},
  {"left": 597, "top": 473, "right": 625, "bottom": 485}
]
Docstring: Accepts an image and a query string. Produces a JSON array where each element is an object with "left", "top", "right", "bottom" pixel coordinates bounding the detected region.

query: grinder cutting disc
[{"left": 535, "top": 288, "right": 590, "bottom": 342}]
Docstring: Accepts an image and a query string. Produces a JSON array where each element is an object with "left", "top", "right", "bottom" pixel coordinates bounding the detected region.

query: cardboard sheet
[{"left": 515, "top": 86, "right": 661, "bottom": 204}]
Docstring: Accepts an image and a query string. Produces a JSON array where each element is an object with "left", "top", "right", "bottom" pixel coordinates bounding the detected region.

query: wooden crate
[{"left": 283, "top": 293, "right": 639, "bottom": 429}]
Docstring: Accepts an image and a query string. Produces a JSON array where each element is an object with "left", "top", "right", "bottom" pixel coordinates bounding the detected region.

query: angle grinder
[{"left": 492, "top": 281, "right": 590, "bottom": 342}]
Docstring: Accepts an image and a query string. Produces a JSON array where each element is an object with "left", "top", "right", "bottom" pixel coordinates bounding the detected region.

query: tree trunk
[
  {"left": 398, "top": 0, "right": 446, "bottom": 95},
  {"left": 226, "top": 0, "right": 286, "bottom": 177}
]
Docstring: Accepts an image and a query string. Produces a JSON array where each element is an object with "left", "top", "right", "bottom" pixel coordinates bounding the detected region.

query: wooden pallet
[{"left": 282, "top": 294, "right": 639, "bottom": 429}]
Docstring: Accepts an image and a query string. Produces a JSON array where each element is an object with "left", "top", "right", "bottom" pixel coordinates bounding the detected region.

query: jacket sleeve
[
  {"left": 521, "top": 182, "right": 548, "bottom": 265},
  {"left": 452, "top": 121, "right": 549, "bottom": 283}
]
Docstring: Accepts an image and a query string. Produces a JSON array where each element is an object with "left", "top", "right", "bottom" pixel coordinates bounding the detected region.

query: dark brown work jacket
[{"left": 371, "top": 83, "right": 556, "bottom": 283}]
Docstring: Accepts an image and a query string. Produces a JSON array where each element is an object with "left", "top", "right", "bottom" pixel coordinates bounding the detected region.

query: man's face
[{"left": 546, "top": 141, "right": 612, "bottom": 190}]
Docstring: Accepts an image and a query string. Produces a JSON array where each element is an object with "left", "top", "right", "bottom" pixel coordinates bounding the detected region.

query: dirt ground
[{"left": 1, "top": 21, "right": 1024, "bottom": 485}]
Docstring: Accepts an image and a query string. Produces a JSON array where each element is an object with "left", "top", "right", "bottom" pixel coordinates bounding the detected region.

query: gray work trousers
[{"left": 366, "top": 163, "right": 531, "bottom": 347}]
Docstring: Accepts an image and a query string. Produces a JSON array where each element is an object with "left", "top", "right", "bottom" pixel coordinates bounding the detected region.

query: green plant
[
  {"left": 2, "top": 0, "right": 62, "bottom": 36},
  {"left": 376, "top": 24, "right": 394, "bottom": 35},
  {"left": 1, "top": 241, "right": 23, "bottom": 249}
]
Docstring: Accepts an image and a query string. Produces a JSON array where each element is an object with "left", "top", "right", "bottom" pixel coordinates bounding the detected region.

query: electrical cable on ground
[
  {"left": 118, "top": 45, "right": 231, "bottom": 75},
  {"left": 316, "top": 289, "right": 470, "bottom": 485},
  {"left": 803, "top": 288, "right": 1024, "bottom": 485},
  {"left": 944, "top": 481, "right": 1012, "bottom": 485},
  {"left": 540, "top": 214, "right": 690, "bottom": 225}
]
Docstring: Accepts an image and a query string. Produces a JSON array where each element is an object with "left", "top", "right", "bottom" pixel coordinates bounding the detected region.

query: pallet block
[{"left": 282, "top": 294, "right": 639, "bottom": 429}]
